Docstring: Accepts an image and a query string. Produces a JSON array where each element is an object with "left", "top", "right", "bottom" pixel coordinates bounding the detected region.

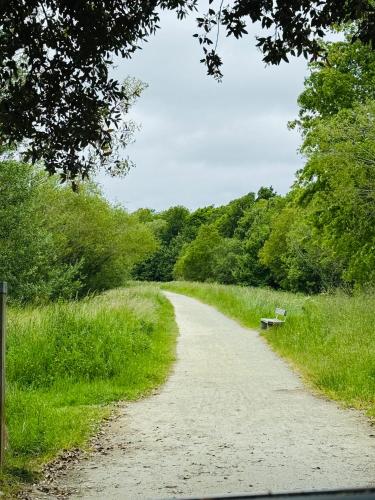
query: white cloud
[{"left": 97, "top": 10, "right": 308, "bottom": 211}]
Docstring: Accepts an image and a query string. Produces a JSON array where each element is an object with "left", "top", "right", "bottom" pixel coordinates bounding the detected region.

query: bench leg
[{"left": 260, "top": 320, "right": 268, "bottom": 330}]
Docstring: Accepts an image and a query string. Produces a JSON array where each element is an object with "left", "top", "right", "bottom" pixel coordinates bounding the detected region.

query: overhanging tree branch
[{"left": 0, "top": 1, "right": 373, "bottom": 182}]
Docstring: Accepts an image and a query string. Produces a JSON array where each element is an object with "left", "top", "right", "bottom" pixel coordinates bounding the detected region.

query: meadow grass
[
  {"left": 163, "top": 281, "right": 375, "bottom": 419},
  {"left": 2, "top": 284, "right": 177, "bottom": 493}
]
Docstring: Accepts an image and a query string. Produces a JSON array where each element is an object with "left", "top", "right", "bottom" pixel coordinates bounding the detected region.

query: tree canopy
[
  {"left": 290, "top": 39, "right": 375, "bottom": 133},
  {"left": 133, "top": 38, "right": 375, "bottom": 293},
  {"left": 0, "top": 161, "right": 156, "bottom": 302},
  {"left": 0, "top": 1, "right": 374, "bottom": 181}
]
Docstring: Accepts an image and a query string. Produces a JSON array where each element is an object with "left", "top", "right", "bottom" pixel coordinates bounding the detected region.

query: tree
[
  {"left": 260, "top": 202, "right": 344, "bottom": 293},
  {"left": 215, "top": 193, "right": 255, "bottom": 238},
  {"left": 160, "top": 206, "right": 190, "bottom": 244},
  {"left": 259, "top": 205, "right": 296, "bottom": 288},
  {"left": 256, "top": 186, "right": 276, "bottom": 201},
  {"left": 233, "top": 196, "right": 284, "bottom": 286},
  {"left": 132, "top": 206, "right": 191, "bottom": 282},
  {"left": 180, "top": 206, "right": 218, "bottom": 241},
  {"left": 291, "top": 39, "right": 375, "bottom": 133},
  {"left": 297, "top": 101, "right": 375, "bottom": 287},
  {"left": 196, "top": 1, "right": 375, "bottom": 79},
  {"left": 0, "top": 161, "right": 81, "bottom": 302},
  {"left": 0, "top": 159, "right": 158, "bottom": 301},
  {"left": 211, "top": 238, "right": 243, "bottom": 284},
  {"left": 1, "top": 1, "right": 374, "bottom": 182},
  {"left": 42, "top": 183, "right": 157, "bottom": 292},
  {"left": 173, "top": 225, "right": 223, "bottom": 282},
  {"left": 262, "top": 38, "right": 375, "bottom": 292}
]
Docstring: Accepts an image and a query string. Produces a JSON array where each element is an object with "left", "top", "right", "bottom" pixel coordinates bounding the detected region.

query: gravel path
[{"left": 31, "top": 291, "right": 375, "bottom": 499}]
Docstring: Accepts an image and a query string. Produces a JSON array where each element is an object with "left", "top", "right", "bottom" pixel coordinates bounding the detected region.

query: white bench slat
[{"left": 260, "top": 307, "right": 287, "bottom": 330}]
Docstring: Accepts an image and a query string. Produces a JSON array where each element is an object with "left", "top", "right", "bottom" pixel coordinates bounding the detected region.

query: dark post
[{"left": 0, "top": 282, "right": 7, "bottom": 468}]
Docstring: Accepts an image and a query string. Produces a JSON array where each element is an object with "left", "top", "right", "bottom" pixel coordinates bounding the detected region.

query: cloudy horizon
[{"left": 97, "top": 10, "right": 309, "bottom": 212}]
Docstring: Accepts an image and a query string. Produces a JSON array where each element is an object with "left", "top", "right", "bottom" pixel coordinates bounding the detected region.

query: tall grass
[
  {"left": 163, "top": 282, "right": 375, "bottom": 418},
  {"left": 3, "top": 285, "right": 177, "bottom": 491}
]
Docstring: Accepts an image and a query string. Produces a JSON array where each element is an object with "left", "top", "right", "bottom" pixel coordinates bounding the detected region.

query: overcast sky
[{"left": 97, "top": 10, "right": 309, "bottom": 212}]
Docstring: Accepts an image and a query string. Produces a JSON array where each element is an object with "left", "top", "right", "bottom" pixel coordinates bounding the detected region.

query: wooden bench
[{"left": 260, "top": 308, "right": 286, "bottom": 330}]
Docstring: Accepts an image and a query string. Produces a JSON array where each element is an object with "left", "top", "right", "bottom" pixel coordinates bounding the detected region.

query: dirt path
[{"left": 31, "top": 292, "right": 375, "bottom": 499}]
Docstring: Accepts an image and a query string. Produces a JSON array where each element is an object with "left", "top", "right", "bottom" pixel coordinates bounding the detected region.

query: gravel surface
[{"left": 29, "top": 291, "right": 375, "bottom": 499}]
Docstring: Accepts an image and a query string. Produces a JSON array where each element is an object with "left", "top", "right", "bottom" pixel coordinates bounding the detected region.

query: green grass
[
  {"left": 2, "top": 284, "right": 177, "bottom": 493},
  {"left": 163, "top": 281, "right": 375, "bottom": 419}
]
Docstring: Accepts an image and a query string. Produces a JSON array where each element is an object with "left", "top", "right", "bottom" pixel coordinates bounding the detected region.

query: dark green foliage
[
  {"left": 210, "top": 239, "right": 243, "bottom": 285},
  {"left": 197, "top": 1, "right": 375, "bottom": 79},
  {"left": 132, "top": 206, "right": 190, "bottom": 282},
  {"left": 133, "top": 241, "right": 182, "bottom": 282},
  {"left": 233, "top": 197, "right": 284, "bottom": 287},
  {"left": 0, "top": 1, "right": 195, "bottom": 181},
  {"left": 256, "top": 186, "right": 276, "bottom": 201},
  {"left": 0, "top": 2, "right": 373, "bottom": 180},
  {"left": 160, "top": 206, "right": 190, "bottom": 244},
  {"left": 181, "top": 206, "right": 218, "bottom": 241},
  {"left": 215, "top": 193, "right": 256, "bottom": 238},
  {"left": 132, "top": 204, "right": 221, "bottom": 282},
  {"left": 164, "top": 190, "right": 281, "bottom": 286}
]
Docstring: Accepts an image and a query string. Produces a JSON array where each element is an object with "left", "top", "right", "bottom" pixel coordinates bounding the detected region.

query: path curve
[{"left": 32, "top": 292, "right": 375, "bottom": 499}]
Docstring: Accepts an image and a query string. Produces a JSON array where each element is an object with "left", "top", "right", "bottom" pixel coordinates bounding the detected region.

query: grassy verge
[
  {"left": 163, "top": 281, "right": 375, "bottom": 419},
  {"left": 2, "top": 284, "right": 177, "bottom": 494}
]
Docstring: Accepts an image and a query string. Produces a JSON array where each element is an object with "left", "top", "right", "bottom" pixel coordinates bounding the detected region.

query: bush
[{"left": 0, "top": 161, "right": 157, "bottom": 303}]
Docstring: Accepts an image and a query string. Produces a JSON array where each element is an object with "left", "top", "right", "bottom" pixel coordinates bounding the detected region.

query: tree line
[
  {"left": 1, "top": 38, "right": 374, "bottom": 300},
  {"left": 133, "top": 39, "right": 375, "bottom": 293}
]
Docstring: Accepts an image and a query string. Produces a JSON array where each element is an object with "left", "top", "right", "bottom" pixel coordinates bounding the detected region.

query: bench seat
[
  {"left": 260, "top": 308, "right": 286, "bottom": 329},
  {"left": 261, "top": 318, "right": 285, "bottom": 325}
]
